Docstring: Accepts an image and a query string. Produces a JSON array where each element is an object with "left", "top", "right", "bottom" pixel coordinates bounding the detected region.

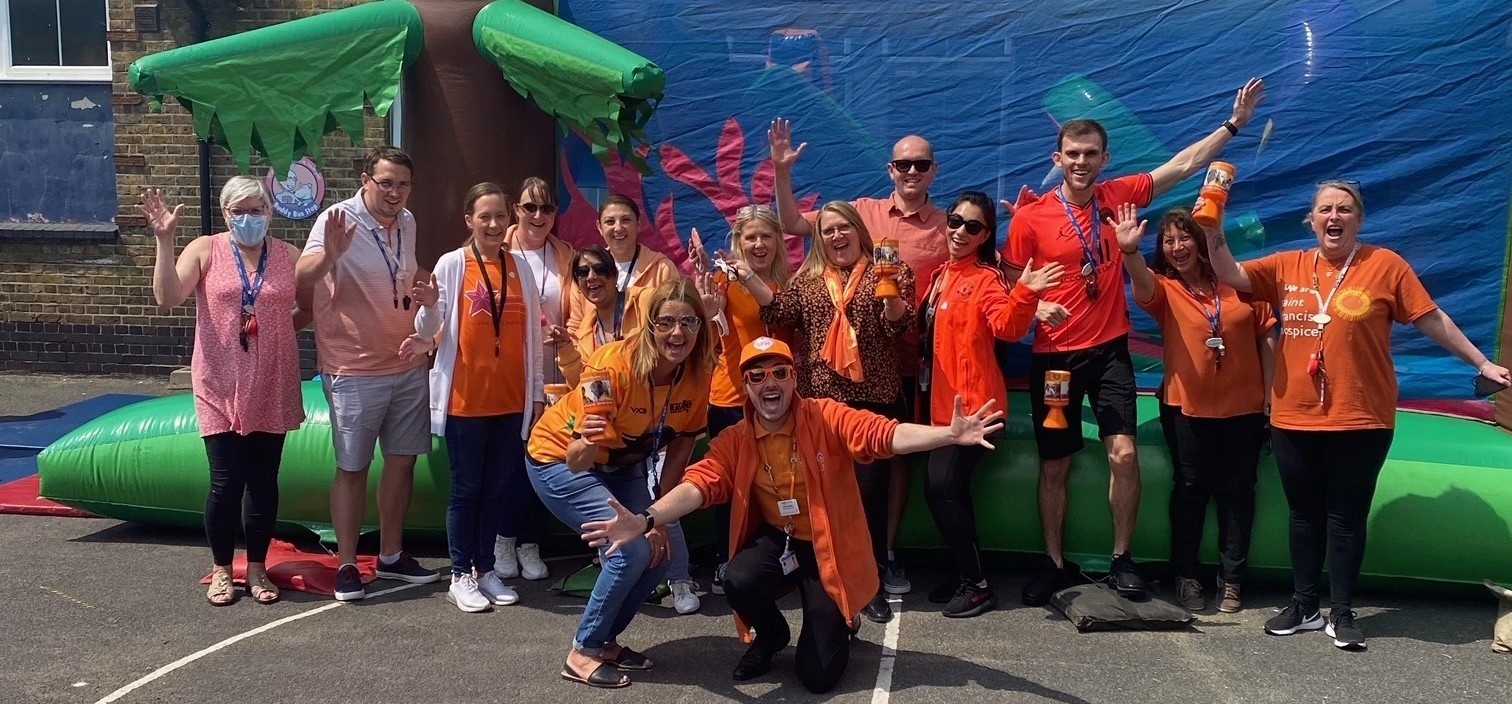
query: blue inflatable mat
[{"left": 0, "top": 394, "right": 153, "bottom": 452}]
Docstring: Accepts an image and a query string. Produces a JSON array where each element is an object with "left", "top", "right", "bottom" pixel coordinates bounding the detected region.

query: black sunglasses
[
  {"left": 946, "top": 213, "right": 987, "bottom": 236},
  {"left": 890, "top": 159, "right": 934, "bottom": 174},
  {"left": 573, "top": 262, "right": 616, "bottom": 279},
  {"left": 519, "top": 202, "right": 557, "bottom": 215}
]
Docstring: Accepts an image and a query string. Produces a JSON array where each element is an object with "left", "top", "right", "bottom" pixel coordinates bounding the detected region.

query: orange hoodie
[
  {"left": 922, "top": 258, "right": 1039, "bottom": 425},
  {"left": 682, "top": 397, "right": 897, "bottom": 636}
]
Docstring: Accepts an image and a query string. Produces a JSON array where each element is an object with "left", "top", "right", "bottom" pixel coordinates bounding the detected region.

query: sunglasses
[
  {"left": 519, "top": 202, "right": 557, "bottom": 215},
  {"left": 742, "top": 364, "right": 793, "bottom": 384},
  {"left": 890, "top": 159, "right": 934, "bottom": 174},
  {"left": 652, "top": 315, "right": 702, "bottom": 333},
  {"left": 1316, "top": 178, "right": 1362, "bottom": 189},
  {"left": 946, "top": 213, "right": 987, "bottom": 236},
  {"left": 573, "top": 262, "right": 616, "bottom": 279}
]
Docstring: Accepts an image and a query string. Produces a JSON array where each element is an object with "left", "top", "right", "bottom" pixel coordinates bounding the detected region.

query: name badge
[
  {"left": 777, "top": 499, "right": 800, "bottom": 517},
  {"left": 779, "top": 548, "right": 799, "bottom": 575}
]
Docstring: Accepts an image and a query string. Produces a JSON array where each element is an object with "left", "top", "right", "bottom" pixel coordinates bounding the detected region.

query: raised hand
[
  {"left": 687, "top": 227, "right": 710, "bottom": 273},
  {"left": 949, "top": 396, "right": 1006, "bottom": 449},
  {"left": 768, "top": 118, "right": 807, "bottom": 171},
  {"left": 580, "top": 498, "right": 645, "bottom": 557},
  {"left": 1035, "top": 300, "right": 1070, "bottom": 327},
  {"left": 410, "top": 272, "right": 440, "bottom": 308},
  {"left": 1106, "top": 202, "right": 1148, "bottom": 255},
  {"left": 1230, "top": 77, "right": 1264, "bottom": 130},
  {"left": 696, "top": 269, "right": 726, "bottom": 315},
  {"left": 136, "top": 188, "right": 183, "bottom": 242},
  {"left": 324, "top": 209, "right": 356, "bottom": 260},
  {"left": 1018, "top": 257, "right": 1065, "bottom": 294},
  {"left": 999, "top": 185, "right": 1040, "bottom": 217}
]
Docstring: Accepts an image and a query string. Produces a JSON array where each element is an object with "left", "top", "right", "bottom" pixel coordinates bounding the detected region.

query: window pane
[
  {"left": 59, "top": 0, "right": 108, "bottom": 67},
  {"left": 8, "top": 0, "right": 61, "bottom": 66}
]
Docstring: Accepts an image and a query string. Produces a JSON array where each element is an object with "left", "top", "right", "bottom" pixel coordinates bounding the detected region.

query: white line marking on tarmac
[
  {"left": 94, "top": 581, "right": 425, "bottom": 704},
  {"left": 870, "top": 595, "right": 902, "bottom": 704}
]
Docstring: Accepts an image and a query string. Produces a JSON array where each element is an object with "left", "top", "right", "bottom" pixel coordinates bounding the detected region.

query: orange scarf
[{"left": 820, "top": 264, "right": 866, "bottom": 382}]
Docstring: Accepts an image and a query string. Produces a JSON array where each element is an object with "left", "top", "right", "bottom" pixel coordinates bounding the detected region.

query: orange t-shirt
[
  {"left": 1242, "top": 245, "right": 1436, "bottom": 430},
  {"left": 749, "top": 417, "right": 812, "bottom": 540},
  {"left": 449, "top": 255, "right": 527, "bottom": 417},
  {"left": 527, "top": 338, "right": 710, "bottom": 468},
  {"left": 1138, "top": 276, "right": 1275, "bottom": 418},
  {"left": 1004, "top": 174, "right": 1154, "bottom": 353},
  {"left": 711, "top": 281, "right": 788, "bottom": 408}
]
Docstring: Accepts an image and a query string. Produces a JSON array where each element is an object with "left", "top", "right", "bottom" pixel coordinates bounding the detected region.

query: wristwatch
[{"left": 638, "top": 510, "right": 656, "bottom": 534}]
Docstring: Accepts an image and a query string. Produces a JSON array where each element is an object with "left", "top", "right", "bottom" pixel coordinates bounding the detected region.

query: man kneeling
[{"left": 582, "top": 337, "right": 1001, "bottom": 693}]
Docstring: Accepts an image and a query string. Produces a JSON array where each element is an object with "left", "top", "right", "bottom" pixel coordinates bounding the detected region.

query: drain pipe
[{"left": 188, "top": 0, "right": 213, "bottom": 234}]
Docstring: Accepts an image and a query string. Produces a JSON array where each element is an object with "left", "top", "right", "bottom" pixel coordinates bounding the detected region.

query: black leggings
[
  {"left": 925, "top": 443, "right": 988, "bottom": 583},
  {"left": 1160, "top": 404, "right": 1266, "bottom": 583},
  {"left": 707, "top": 404, "right": 746, "bottom": 564},
  {"left": 203, "top": 431, "right": 286, "bottom": 565},
  {"left": 1271, "top": 427, "right": 1393, "bottom": 613},
  {"left": 850, "top": 401, "right": 899, "bottom": 569}
]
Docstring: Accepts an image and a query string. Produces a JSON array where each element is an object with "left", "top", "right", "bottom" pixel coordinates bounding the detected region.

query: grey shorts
[{"left": 321, "top": 365, "right": 432, "bottom": 471}]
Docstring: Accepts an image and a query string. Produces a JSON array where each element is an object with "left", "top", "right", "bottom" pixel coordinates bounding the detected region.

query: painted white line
[
  {"left": 870, "top": 595, "right": 903, "bottom": 704},
  {"left": 94, "top": 581, "right": 426, "bottom": 704}
]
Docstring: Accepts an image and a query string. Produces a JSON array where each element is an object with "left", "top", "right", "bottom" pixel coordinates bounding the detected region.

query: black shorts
[{"left": 1028, "top": 335, "right": 1138, "bottom": 461}]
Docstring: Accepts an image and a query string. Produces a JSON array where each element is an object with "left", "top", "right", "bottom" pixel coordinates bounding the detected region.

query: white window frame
[{"left": 0, "top": 0, "right": 112, "bottom": 82}]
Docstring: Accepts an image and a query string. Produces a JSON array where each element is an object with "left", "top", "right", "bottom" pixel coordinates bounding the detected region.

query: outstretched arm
[
  {"left": 769, "top": 118, "right": 814, "bottom": 238},
  {"left": 891, "top": 397, "right": 1005, "bottom": 454},
  {"left": 1149, "top": 78, "right": 1263, "bottom": 195},
  {"left": 1413, "top": 309, "right": 1512, "bottom": 384},
  {"left": 580, "top": 487, "right": 705, "bottom": 556}
]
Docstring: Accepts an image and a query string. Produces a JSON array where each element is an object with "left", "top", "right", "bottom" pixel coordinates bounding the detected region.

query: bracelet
[
  {"left": 638, "top": 510, "right": 656, "bottom": 534},
  {"left": 1222, "top": 120, "right": 1239, "bottom": 136},
  {"left": 1480, "top": 360, "right": 1495, "bottom": 374}
]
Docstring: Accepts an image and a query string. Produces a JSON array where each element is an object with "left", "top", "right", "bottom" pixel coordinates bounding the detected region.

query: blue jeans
[
  {"left": 645, "top": 451, "right": 690, "bottom": 582},
  {"left": 528, "top": 457, "right": 668, "bottom": 654},
  {"left": 444, "top": 414, "right": 523, "bottom": 576}
]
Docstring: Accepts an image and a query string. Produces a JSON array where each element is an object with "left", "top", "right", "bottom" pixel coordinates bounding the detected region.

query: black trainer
[
  {"left": 1264, "top": 600, "right": 1325, "bottom": 636},
  {"left": 1022, "top": 555, "right": 1078, "bottom": 607},
  {"left": 375, "top": 554, "right": 441, "bottom": 584},
  {"left": 928, "top": 578, "right": 958, "bottom": 604},
  {"left": 942, "top": 580, "right": 997, "bottom": 618},
  {"left": 732, "top": 638, "right": 784, "bottom": 680},
  {"left": 862, "top": 592, "right": 893, "bottom": 623},
  {"left": 1326, "top": 610, "right": 1367, "bottom": 650},
  {"left": 333, "top": 564, "right": 365, "bottom": 602},
  {"left": 1109, "top": 553, "right": 1146, "bottom": 601}
]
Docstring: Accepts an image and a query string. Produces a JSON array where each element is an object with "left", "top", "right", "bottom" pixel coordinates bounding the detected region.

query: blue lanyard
[
  {"left": 1182, "top": 277, "right": 1222, "bottom": 337},
  {"left": 1055, "top": 188, "right": 1101, "bottom": 268},
  {"left": 644, "top": 365, "right": 679, "bottom": 495},
  {"left": 231, "top": 235, "right": 268, "bottom": 312},
  {"left": 370, "top": 224, "right": 404, "bottom": 307}
]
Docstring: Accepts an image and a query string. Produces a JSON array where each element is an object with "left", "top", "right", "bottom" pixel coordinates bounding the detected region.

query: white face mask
[{"left": 229, "top": 214, "right": 268, "bottom": 246}]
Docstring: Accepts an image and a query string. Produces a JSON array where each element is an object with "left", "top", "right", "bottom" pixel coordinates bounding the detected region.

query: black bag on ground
[{"left": 1051, "top": 582, "right": 1195, "bottom": 632}]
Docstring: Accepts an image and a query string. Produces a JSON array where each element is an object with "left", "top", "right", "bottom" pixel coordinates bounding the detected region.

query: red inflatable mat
[
  {"left": 199, "top": 539, "right": 380, "bottom": 596},
  {"left": 0, "top": 474, "right": 94, "bottom": 517}
]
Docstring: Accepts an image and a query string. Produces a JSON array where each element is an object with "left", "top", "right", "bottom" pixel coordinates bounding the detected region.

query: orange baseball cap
[{"left": 738, "top": 336, "right": 794, "bottom": 370}]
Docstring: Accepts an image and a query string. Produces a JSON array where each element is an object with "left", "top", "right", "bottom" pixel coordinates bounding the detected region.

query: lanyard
[
  {"left": 758, "top": 434, "right": 801, "bottom": 534},
  {"left": 231, "top": 235, "right": 268, "bottom": 313},
  {"left": 1055, "top": 187, "right": 1101, "bottom": 273},
  {"left": 371, "top": 223, "right": 407, "bottom": 309},
  {"left": 644, "top": 363, "right": 681, "bottom": 495},
  {"left": 530, "top": 242, "right": 554, "bottom": 327},
  {"left": 1181, "top": 276, "right": 1222, "bottom": 337},
  {"left": 1309, "top": 244, "right": 1360, "bottom": 328},
  {"left": 470, "top": 243, "right": 507, "bottom": 357},
  {"left": 611, "top": 245, "right": 641, "bottom": 338}
]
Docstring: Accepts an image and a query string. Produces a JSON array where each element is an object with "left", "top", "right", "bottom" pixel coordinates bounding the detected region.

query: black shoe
[
  {"left": 1325, "top": 610, "right": 1367, "bottom": 650},
  {"left": 942, "top": 580, "right": 997, "bottom": 618},
  {"left": 862, "top": 592, "right": 893, "bottom": 623},
  {"left": 333, "top": 564, "right": 365, "bottom": 601},
  {"left": 375, "top": 554, "right": 442, "bottom": 584},
  {"left": 1264, "top": 600, "right": 1325, "bottom": 636},
  {"left": 928, "top": 577, "right": 958, "bottom": 604},
  {"left": 1109, "top": 553, "right": 1146, "bottom": 601},
  {"left": 1022, "top": 555, "right": 1077, "bottom": 606},
  {"left": 732, "top": 632, "right": 788, "bottom": 681}
]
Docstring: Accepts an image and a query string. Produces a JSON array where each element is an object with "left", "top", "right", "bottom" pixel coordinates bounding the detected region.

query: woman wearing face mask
[
  {"left": 1114, "top": 204, "right": 1274, "bottom": 615},
  {"left": 567, "top": 195, "right": 680, "bottom": 344},
  {"left": 498, "top": 176, "right": 573, "bottom": 583},
  {"left": 143, "top": 176, "right": 311, "bottom": 606},
  {"left": 526, "top": 279, "right": 713, "bottom": 688},
  {"left": 1204, "top": 179, "right": 1511, "bottom": 650},
  {"left": 918, "top": 191, "right": 1062, "bottom": 617},
  {"left": 414, "top": 182, "right": 544, "bottom": 612},
  {"left": 739, "top": 200, "right": 915, "bottom": 624}
]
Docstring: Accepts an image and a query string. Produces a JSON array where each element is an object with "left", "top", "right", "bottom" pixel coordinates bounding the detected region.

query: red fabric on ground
[
  {"left": 0, "top": 475, "right": 94, "bottom": 517},
  {"left": 199, "top": 539, "right": 379, "bottom": 596}
]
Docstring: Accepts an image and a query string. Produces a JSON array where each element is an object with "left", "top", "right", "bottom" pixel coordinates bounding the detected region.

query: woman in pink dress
[{"left": 143, "top": 176, "right": 311, "bottom": 606}]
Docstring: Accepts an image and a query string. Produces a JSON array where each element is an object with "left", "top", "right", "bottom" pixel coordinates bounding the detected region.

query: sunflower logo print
[{"left": 1331, "top": 287, "right": 1374, "bottom": 322}]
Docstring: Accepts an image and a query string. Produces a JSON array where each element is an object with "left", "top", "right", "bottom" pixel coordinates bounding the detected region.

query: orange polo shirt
[
  {"left": 1137, "top": 275, "right": 1274, "bottom": 419},
  {"left": 750, "top": 416, "right": 811, "bottom": 540},
  {"left": 449, "top": 255, "right": 527, "bottom": 416},
  {"left": 711, "top": 280, "right": 789, "bottom": 408}
]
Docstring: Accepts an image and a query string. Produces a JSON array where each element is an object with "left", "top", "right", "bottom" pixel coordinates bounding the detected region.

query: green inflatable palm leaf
[{"left": 128, "top": 0, "right": 424, "bottom": 176}]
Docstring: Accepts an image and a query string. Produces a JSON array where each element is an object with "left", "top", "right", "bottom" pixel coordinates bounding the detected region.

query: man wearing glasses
[
  {"left": 768, "top": 119, "right": 948, "bottom": 602},
  {"left": 579, "top": 337, "right": 1003, "bottom": 693},
  {"left": 1003, "top": 78, "right": 1264, "bottom": 606},
  {"left": 297, "top": 145, "right": 441, "bottom": 601}
]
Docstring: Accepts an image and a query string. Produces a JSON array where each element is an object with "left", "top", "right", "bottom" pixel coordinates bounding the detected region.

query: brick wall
[{"left": 0, "top": 0, "right": 388, "bottom": 376}]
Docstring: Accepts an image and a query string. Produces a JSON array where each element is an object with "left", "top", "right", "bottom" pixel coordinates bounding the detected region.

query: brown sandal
[
  {"left": 246, "top": 569, "right": 280, "bottom": 604},
  {"left": 207, "top": 569, "right": 237, "bottom": 606}
]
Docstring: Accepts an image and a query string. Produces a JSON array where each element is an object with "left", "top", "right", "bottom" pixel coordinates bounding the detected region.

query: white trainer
[
  {"left": 493, "top": 536, "right": 520, "bottom": 579},
  {"left": 517, "top": 543, "right": 549, "bottom": 581},
  {"left": 447, "top": 574, "right": 491, "bottom": 612},
  {"left": 477, "top": 571, "right": 520, "bottom": 605},
  {"left": 670, "top": 579, "right": 701, "bottom": 615}
]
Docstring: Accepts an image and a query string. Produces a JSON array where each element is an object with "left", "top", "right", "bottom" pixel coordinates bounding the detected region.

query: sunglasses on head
[
  {"left": 652, "top": 315, "right": 702, "bottom": 333},
  {"left": 573, "top": 262, "right": 616, "bottom": 279},
  {"left": 519, "top": 202, "right": 557, "bottom": 215},
  {"left": 890, "top": 159, "right": 934, "bottom": 174},
  {"left": 946, "top": 213, "right": 987, "bottom": 236},
  {"left": 742, "top": 364, "right": 793, "bottom": 384}
]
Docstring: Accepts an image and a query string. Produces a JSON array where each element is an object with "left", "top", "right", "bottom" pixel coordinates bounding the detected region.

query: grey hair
[
  {"left": 219, "top": 175, "right": 273, "bottom": 212},
  {"left": 1307, "top": 180, "right": 1365, "bottom": 223}
]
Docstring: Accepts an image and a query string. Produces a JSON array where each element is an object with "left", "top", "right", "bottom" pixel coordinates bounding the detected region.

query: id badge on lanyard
[{"left": 779, "top": 529, "right": 799, "bottom": 575}]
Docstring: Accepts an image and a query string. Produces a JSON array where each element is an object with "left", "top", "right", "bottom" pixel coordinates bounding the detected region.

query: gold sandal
[
  {"left": 246, "top": 569, "right": 280, "bottom": 604},
  {"left": 207, "top": 569, "right": 236, "bottom": 606}
]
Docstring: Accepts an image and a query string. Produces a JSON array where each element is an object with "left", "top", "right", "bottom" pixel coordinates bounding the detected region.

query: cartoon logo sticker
[
  {"left": 754, "top": 336, "right": 774, "bottom": 350},
  {"left": 264, "top": 157, "right": 325, "bottom": 220}
]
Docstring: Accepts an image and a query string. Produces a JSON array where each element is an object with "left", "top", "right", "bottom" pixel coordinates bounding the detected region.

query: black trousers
[
  {"left": 203, "top": 431, "right": 286, "bottom": 565},
  {"left": 925, "top": 443, "right": 988, "bottom": 583},
  {"left": 1271, "top": 427, "right": 1394, "bottom": 613},
  {"left": 723, "top": 526, "right": 851, "bottom": 694},
  {"left": 707, "top": 404, "right": 746, "bottom": 564},
  {"left": 1159, "top": 404, "right": 1266, "bottom": 583},
  {"left": 850, "top": 401, "right": 899, "bottom": 570}
]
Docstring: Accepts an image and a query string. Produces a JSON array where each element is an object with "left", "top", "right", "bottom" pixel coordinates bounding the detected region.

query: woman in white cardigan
[{"left": 414, "top": 182, "right": 543, "bottom": 612}]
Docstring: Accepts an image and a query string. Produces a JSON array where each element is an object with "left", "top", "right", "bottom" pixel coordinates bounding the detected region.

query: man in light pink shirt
[{"left": 297, "top": 146, "right": 441, "bottom": 600}]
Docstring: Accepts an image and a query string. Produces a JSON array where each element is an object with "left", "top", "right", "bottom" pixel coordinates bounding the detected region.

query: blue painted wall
[{"left": 0, "top": 83, "right": 116, "bottom": 223}]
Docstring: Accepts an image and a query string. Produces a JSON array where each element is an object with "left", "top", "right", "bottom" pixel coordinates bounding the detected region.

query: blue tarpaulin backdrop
[{"left": 555, "top": 0, "right": 1510, "bottom": 400}]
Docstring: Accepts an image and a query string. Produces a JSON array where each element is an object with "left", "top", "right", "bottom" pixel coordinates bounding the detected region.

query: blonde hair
[
  {"left": 729, "top": 205, "right": 791, "bottom": 287},
  {"left": 629, "top": 279, "right": 714, "bottom": 381},
  {"left": 219, "top": 175, "right": 272, "bottom": 212},
  {"left": 795, "top": 200, "right": 874, "bottom": 281}
]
